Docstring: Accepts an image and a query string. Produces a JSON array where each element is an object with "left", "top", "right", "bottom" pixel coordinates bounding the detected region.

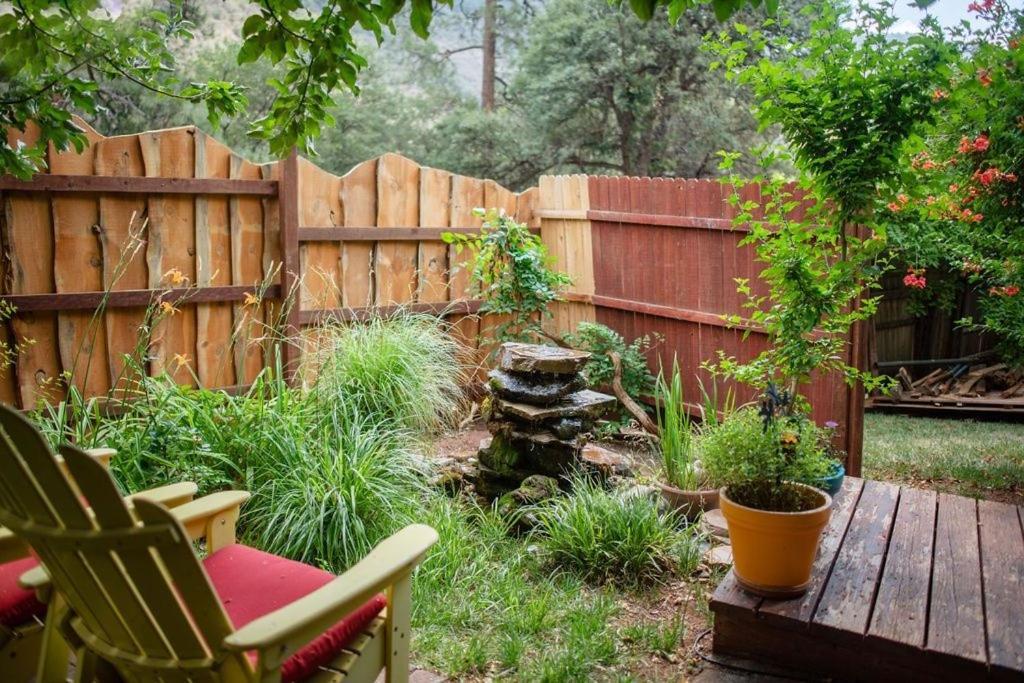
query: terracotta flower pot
[
  {"left": 719, "top": 483, "right": 832, "bottom": 599},
  {"left": 657, "top": 482, "right": 719, "bottom": 522}
]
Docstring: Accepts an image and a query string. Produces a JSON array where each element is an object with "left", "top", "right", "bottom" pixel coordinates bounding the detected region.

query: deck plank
[
  {"left": 812, "top": 479, "right": 899, "bottom": 634},
  {"left": 927, "top": 493, "right": 986, "bottom": 664},
  {"left": 867, "top": 487, "right": 937, "bottom": 647},
  {"left": 978, "top": 499, "right": 1024, "bottom": 674},
  {"left": 757, "top": 476, "right": 865, "bottom": 625}
]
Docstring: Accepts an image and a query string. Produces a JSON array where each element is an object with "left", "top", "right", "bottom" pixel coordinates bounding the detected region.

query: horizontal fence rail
[{"left": 0, "top": 174, "right": 278, "bottom": 195}]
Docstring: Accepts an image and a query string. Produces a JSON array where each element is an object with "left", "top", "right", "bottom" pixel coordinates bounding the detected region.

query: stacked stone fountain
[{"left": 476, "top": 342, "right": 618, "bottom": 500}]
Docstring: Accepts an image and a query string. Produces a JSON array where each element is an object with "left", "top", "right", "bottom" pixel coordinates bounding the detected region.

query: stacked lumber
[{"left": 892, "top": 363, "right": 1024, "bottom": 401}]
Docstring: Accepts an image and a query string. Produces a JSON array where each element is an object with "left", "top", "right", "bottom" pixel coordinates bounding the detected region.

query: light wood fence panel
[{"left": 0, "top": 123, "right": 535, "bottom": 406}]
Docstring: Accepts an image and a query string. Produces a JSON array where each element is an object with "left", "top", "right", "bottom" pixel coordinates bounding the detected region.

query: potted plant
[
  {"left": 655, "top": 361, "right": 718, "bottom": 521},
  {"left": 700, "top": 390, "right": 833, "bottom": 597},
  {"left": 814, "top": 421, "right": 846, "bottom": 496}
]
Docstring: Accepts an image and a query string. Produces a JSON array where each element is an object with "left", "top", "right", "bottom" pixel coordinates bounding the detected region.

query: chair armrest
[
  {"left": 171, "top": 490, "right": 251, "bottom": 552},
  {"left": 0, "top": 527, "right": 28, "bottom": 564},
  {"left": 223, "top": 524, "right": 438, "bottom": 656},
  {"left": 127, "top": 481, "right": 199, "bottom": 509},
  {"left": 83, "top": 447, "right": 116, "bottom": 469}
]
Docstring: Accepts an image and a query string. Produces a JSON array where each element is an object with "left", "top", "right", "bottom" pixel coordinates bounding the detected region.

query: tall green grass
[
  {"left": 33, "top": 313, "right": 466, "bottom": 571},
  {"left": 533, "top": 476, "right": 699, "bottom": 587},
  {"left": 304, "top": 315, "right": 468, "bottom": 434}
]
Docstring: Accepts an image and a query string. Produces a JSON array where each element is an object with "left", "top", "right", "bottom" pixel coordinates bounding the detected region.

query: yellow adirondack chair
[
  {"left": 0, "top": 403, "right": 439, "bottom": 683},
  {"left": 0, "top": 443, "right": 200, "bottom": 681}
]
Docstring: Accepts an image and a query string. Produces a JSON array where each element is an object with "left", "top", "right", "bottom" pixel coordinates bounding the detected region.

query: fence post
[{"left": 278, "top": 148, "right": 301, "bottom": 383}]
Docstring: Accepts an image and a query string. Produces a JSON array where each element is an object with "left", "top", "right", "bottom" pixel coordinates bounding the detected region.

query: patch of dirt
[
  {"left": 427, "top": 422, "right": 491, "bottom": 461},
  {"left": 609, "top": 571, "right": 725, "bottom": 682}
]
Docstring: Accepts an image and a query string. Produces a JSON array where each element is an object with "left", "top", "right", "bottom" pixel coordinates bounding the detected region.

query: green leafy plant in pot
[
  {"left": 703, "top": 0, "right": 947, "bottom": 597},
  {"left": 655, "top": 360, "right": 719, "bottom": 521}
]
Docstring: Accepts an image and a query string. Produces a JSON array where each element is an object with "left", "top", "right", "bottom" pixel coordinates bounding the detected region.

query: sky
[{"left": 884, "top": 0, "right": 1007, "bottom": 33}]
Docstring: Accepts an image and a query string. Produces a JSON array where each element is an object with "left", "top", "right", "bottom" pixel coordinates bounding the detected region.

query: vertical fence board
[
  {"left": 450, "top": 175, "right": 485, "bottom": 348},
  {"left": 339, "top": 159, "right": 377, "bottom": 309},
  {"left": 48, "top": 122, "right": 110, "bottom": 398},
  {"left": 376, "top": 154, "right": 419, "bottom": 306},
  {"left": 194, "top": 131, "right": 235, "bottom": 388},
  {"left": 95, "top": 134, "right": 149, "bottom": 394},
  {"left": 297, "top": 157, "right": 342, "bottom": 311},
  {"left": 418, "top": 167, "right": 451, "bottom": 304},
  {"left": 0, "top": 187, "right": 17, "bottom": 406},
  {"left": 140, "top": 127, "right": 197, "bottom": 386},
  {"left": 4, "top": 125, "right": 63, "bottom": 407},
  {"left": 229, "top": 153, "right": 266, "bottom": 384}
]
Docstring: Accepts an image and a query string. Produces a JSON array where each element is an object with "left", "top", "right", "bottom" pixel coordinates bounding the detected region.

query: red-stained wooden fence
[{"left": 561, "top": 176, "right": 865, "bottom": 474}]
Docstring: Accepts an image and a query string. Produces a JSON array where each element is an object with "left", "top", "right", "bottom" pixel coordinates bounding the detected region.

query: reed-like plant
[{"left": 656, "top": 360, "right": 699, "bottom": 491}]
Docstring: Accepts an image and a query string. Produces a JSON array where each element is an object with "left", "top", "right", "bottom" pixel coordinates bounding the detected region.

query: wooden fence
[
  {"left": 0, "top": 121, "right": 537, "bottom": 408},
  {"left": 0, "top": 123, "right": 863, "bottom": 469},
  {"left": 536, "top": 176, "right": 866, "bottom": 473}
]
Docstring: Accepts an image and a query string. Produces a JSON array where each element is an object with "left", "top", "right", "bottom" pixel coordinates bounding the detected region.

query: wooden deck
[{"left": 711, "top": 477, "right": 1024, "bottom": 681}]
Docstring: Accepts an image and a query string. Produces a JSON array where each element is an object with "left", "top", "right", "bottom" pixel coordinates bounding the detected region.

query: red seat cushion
[
  {"left": 0, "top": 557, "right": 44, "bottom": 628},
  {"left": 203, "top": 544, "right": 386, "bottom": 682}
]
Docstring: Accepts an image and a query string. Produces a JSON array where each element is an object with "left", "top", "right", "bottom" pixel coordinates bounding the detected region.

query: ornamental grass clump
[
  {"left": 305, "top": 313, "right": 469, "bottom": 434},
  {"left": 241, "top": 404, "right": 425, "bottom": 570},
  {"left": 533, "top": 476, "right": 695, "bottom": 586}
]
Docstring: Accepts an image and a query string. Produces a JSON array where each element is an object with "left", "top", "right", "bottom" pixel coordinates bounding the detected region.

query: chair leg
[
  {"left": 384, "top": 574, "right": 411, "bottom": 683},
  {"left": 37, "top": 598, "right": 71, "bottom": 683},
  {"left": 2, "top": 624, "right": 44, "bottom": 682}
]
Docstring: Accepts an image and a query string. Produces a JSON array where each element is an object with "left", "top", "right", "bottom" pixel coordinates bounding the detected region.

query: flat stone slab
[
  {"left": 704, "top": 544, "right": 733, "bottom": 567},
  {"left": 581, "top": 443, "right": 634, "bottom": 477},
  {"left": 497, "top": 342, "right": 591, "bottom": 375},
  {"left": 493, "top": 389, "right": 615, "bottom": 422},
  {"left": 701, "top": 508, "right": 730, "bottom": 543},
  {"left": 488, "top": 369, "right": 585, "bottom": 405}
]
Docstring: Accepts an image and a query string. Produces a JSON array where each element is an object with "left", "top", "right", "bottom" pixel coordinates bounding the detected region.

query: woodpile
[{"left": 893, "top": 363, "right": 1024, "bottom": 401}]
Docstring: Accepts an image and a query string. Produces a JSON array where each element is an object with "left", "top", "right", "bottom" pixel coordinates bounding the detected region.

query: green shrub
[
  {"left": 698, "top": 407, "right": 830, "bottom": 511},
  {"left": 533, "top": 477, "right": 689, "bottom": 586},
  {"left": 562, "top": 322, "right": 658, "bottom": 400},
  {"left": 305, "top": 314, "right": 468, "bottom": 434}
]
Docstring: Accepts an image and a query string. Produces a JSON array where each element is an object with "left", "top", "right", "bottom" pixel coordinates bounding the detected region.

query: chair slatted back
[{"left": 0, "top": 405, "right": 246, "bottom": 681}]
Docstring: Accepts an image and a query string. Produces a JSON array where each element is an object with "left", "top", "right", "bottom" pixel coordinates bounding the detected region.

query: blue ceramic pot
[{"left": 816, "top": 461, "right": 845, "bottom": 496}]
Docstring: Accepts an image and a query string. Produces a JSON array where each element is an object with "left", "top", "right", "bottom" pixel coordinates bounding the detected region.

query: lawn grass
[
  {"left": 410, "top": 491, "right": 706, "bottom": 681},
  {"left": 863, "top": 412, "right": 1024, "bottom": 504}
]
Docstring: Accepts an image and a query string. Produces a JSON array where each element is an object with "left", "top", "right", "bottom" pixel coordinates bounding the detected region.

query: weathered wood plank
[
  {"left": 812, "top": 479, "right": 898, "bottom": 634},
  {"left": 0, "top": 186, "right": 18, "bottom": 406},
  {"left": 0, "top": 174, "right": 276, "bottom": 195},
  {"left": 978, "top": 499, "right": 1024, "bottom": 674},
  {"left": 758, "top": 476, "right": 865, "bottom": 625},
  {"left": 194, "top": 131, "right": 235, "bottom": 388},
  {"left": 139, "top": 127, "right": 197, "bottom": 386},
  {"left": 339, "top": 158, "right": 377, "bottom": 309},
  {"left": 94, "top": 134, "right": 150, "bottom": 394},
  {"left": 229, "top": 153, "right": 266, "bottom": 384},
  {"left": 48, "top": 121, "right": 110, "bottom": 398},
  {"left": 376, "top": 153, "right": 419, "bottom": 305},
  {"left": 867, "top": 486, "right": 936, "bottom": 647},
  {"left": 297, "top": 157, "right": 342, "bottom": 312},
  {"left": 928, "top": 493, "right": 986, "bottom": 664},
  {"left": 418, "top": 167, "right": 451, "bottom": 304},
  {"left": 449, "top": 174, "right": 485, "bottom": 351},
  {"left": 3, "top": 124, "right": 64, "bottom": 406}
]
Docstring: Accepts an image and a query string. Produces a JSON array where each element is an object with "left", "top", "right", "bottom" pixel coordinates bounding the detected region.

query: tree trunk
[{"left": 481, "top": 0, "right": 497, "bottom": 112}]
